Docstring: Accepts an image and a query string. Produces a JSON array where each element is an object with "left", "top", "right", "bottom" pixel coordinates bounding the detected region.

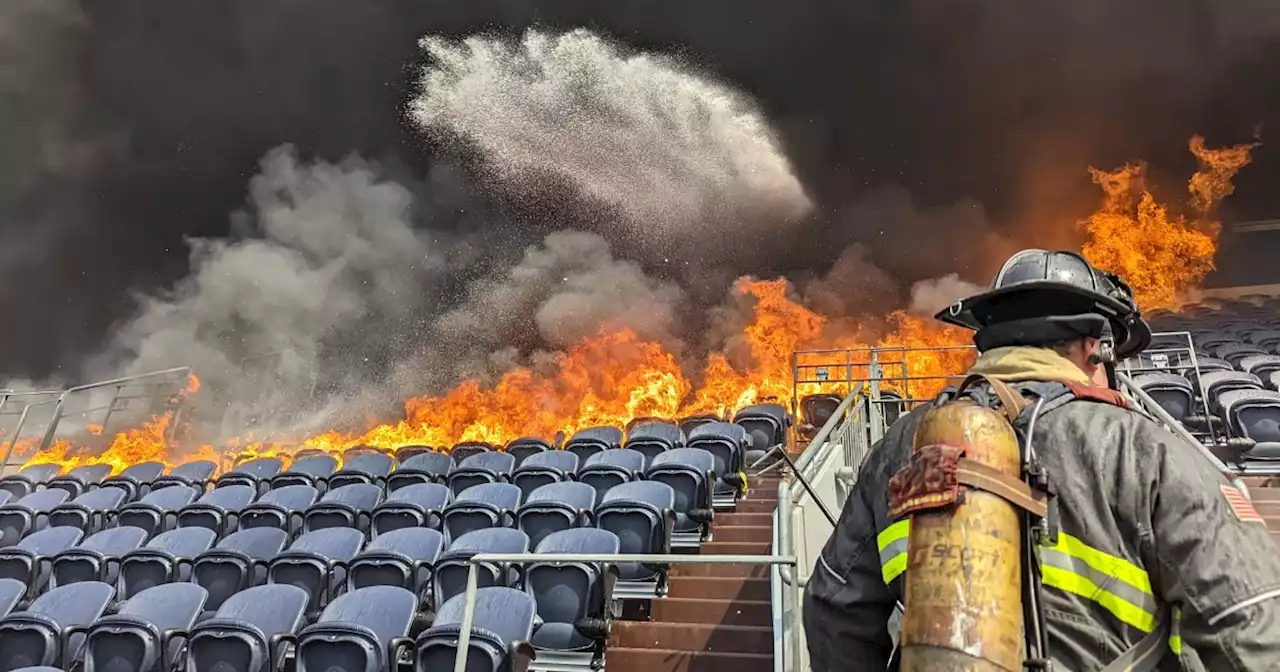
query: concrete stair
[{"left": 606, "top": 473, "right": 781, "bottom": 672}]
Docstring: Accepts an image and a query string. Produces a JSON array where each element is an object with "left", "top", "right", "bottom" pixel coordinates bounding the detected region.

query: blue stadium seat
[
  {"left": 329, "top": 452, "right": 395, "bottom": 490},
  {"left": 191, "top": 527, "right": 289, "bottom": 613},
  {"left": 449, "top": 453, "right": 517, "bottom": 497},
  {"left": 505, "top": 438, "right": 553, "bottom": 466},
  {"left": 118, "top": 527, "right": 217, "bottom": 600},
  {"left": 687, "top": 422, "right": 751, "bottom": 507},
  {"left": 433, "top": 528, "right": 529, "bottom": 609},
  {"left": 150, "top": 461, "right": 216, "bottom": 492},
  {"left": 449, "top": 442, "right": 496, "bottom": 464},
  {"left": 387, "top": 452, "right": 453, "bottom": 492},
  {"left": 1240, "top": 354, "right": 1280, "bottom": 381},
  {"left": 269, "top": 455, "right": 338, "bottom": 492},
  {"left": 1219, "top": 388, "right": 1280, "bottom": 470},
  {"left": 176, "top": 485, "right": 257, "bottom": 538},
  {"left": 511, "top": 451, "right": 579, "bottom": 499},
  {"left": 186, "top": 584, "right": 309, "bottom": 672},
  {"left": 526, "top": 528, "right": 620, "bottom": 668},
  {"left": 371, "top": 483, "right": 450, "bottom": 537},
  {"left": 46, "top": 488, "right": 127, "bottom": 535},
  {"left": 214, "top": 458, "right": 283, "bottom": 494},
  {"left": 733, "top": 403, "right": 790, "bottom": 453},
  {"left": 0, "top": 465, "right": 63, "bottom": 500},
  {"left": 394, "top": 445, "right": 433, "bottom": 463},
  {"left": 0, "top": 490, "right": 69, "bottom": 547},
  {"left": 1200, "top": 371, "right": 1264, "bottom": 417},
  {"left": 46, "top": 465, "right": 112, "bottom": 499},
  {"left": 645, "top": 449, "right": 716, "bottom": 548},
  {"left": 0, "top": 581, "right": 115, "bottom": 671},
  {"left": 83, "top": 583, "right": 207, "bottom": 672},
  {"left": 623, "top": 422, "right": 685, "bottom": 467},
  {"left": 50, "top": 526, "right": 147, "bottom": 588},
  {"left": 1132, "top": 373, "right": 1196, "bottom": 424},
  {"left": 302, "top": 484, "right": 383, "bottom": 534},
  {"left": 268, "top": 527, "right": 366, "bottom": 619},
  {"left": 347, "top": 527, "right": 445, "bottom": 602},
  {"left": 678, "top": 414, "right": 722, "bottom": 438},
  {"left": 99, "top": 462, "right": 166, "bottom": 502},
  {"left": 0, "top": 579, "right": 23, "bottom": 620},
  {"left": 563, "top": 427, "right": 622, "bottom": 464},
  {"left": 577, "top": 449, "right": 645, "bottom": 506},
  {"left": 595, "top": 481, "right": 675, "bottom": 598},
  {"left": 442, "top": 483, "right": 521, "bottom": 543},
  {"left": 238, "top": 485, "right": 318, "bottom": 537},
  {"left": 414, "top": 587, "right": 536, "bottom": 672},
  {"left": 516, "top": 482, "right": 595, "bottom": 550},
  {"left": 113, "top": 484, "right": 199, "bottom": 540},
  {"left": 0, "top": 527, "right": 84, "bottom": 602},
  {"left": 295, "top": 585, "right": 417, "bottom": 672}
]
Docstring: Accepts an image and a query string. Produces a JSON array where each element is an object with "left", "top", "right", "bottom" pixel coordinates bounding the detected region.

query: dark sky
[{"left": 3, "top": 0, "right": 1280, "bottom": 379}]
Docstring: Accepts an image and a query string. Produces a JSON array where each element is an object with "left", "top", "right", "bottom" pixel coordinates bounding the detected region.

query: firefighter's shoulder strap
[{"left": 950, "top": 374, "right": 1046, "bottom": 519}]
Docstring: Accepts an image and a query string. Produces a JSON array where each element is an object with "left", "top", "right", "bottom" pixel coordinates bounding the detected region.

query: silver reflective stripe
[
  {"left": 878, "top": 537, "right": 909, "bottom": 567},
  {"left": 1040, "top": 547, "right": 1159, "bottom": 616}
]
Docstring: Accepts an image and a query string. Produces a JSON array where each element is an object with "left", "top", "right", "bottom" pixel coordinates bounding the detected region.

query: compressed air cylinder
[{"left": 899, "top": 400, "right": 1024, "bottom": 672}]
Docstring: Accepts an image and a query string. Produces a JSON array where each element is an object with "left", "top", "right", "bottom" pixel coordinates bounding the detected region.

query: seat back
[
  {"left": 119, "top": 527, "right": 217, "bottom": 600},
  {"left": 216, "top": 458, "right": 284, "bottom": 492},
  {"left": 1202, "top": 371, "right": 1264, "bottom": 413},
  {"left": 505, "top": 438, "right": 552, "bottom": 466},
  {"left": 688, "top": 422, "right": 749, "bottom": 484},
  {"left": 623, "top": 422, "right": 684, "bottom": 466},
  {"left": 434, "top": 529, "right": 530, "bottom": 608},
  {"left": 1221, "top": 389, "right": 1280, "bottom": 442},
  {"left": 578, "top": 449, "right": 645, "bottom": 506},
  {"left": 449, "top": 442, "right": 495, "bottom": 464},
  {"left": 596, "top": 481, "right": 674, "bottom": 580},
  {"left": 387, "top": 452, "right": 453, "bottom": 492},
  {"left": 511, "top": 452, "right": 579, "bottom": 499},
  {"left": 0, "top": 464, "right": 63, "bottom": 500},
  {"left": 564, "top": 427, "right": 623, "bottom": 463},
  {"left": 239, "top": 484, "right": 318, "bottom": 534},
  {"left": 268, "top": 528, "right": 366, "bottom": 616},
  {"left": 348, "top": 527, "right": 444, "bottom": 595},
  {"left": 329, "top": 453, "right": 395, "bottom": 490},
  {"left": 51, "top": 526, "right": 148, "bottom": 587},
  {"left": 48, "top": 488, "right": 127, "bottom": 534},
  {"left": 0, "top": 578, "right": 23, "bottom": 620},
  {"left": 1133, "top": 373, "right": 1196, "bottom": 422},
  {"left": 177, "top": 485, "right": 257, "bottom": 536},
  {"left": 193, "top": 528, "right": 289, "bottom": 611},
  {"left": 394, "top": 445, "right": 433, "bottom": 463},
  {"left": 48, "top": 465, "right": 113, "bottom": 498},
  {"left": 151, "top": 461, "right": 216, "bottom": 491},
  {"left": 732, "top": 403, "right": 789, "bottom": 449},
  {"left": 303, "top": 484, "right": 383, "bottom": 533},
  {"left": 0, "top": 527, "right": 84, "bottom": 597},
  {"left": 449, "top": 453, "right": 517, "bottom": 497},
  {"left": 415, "top": 587, "right": 536, "bottom": 672},
  {"left": 100, "top": 462, "right": 167, "bottom": 502},
  {"left": 516, "top": 482, "right": 595, "bottom": 549},
  {"left": 270, "top": 455, "right": 338, "bottom": 491},
  {"left": 0, "top": 581, "right": 116, "bottom": 670},
  {"left": 371, "top": 483, "right": 450, "bottom": 537},
  {"left": 115, "top": 484, "right": 198, "bottom": 539},
  {"left": 187, "top": 584, "right": 309, "bottom": 672},
  {"left": 526, "top": 529, "right": 619, "bottom": 652},
  {"left": 85, "top": 583, "right": 208, "bottom": 672},
  {"left": 443, "top": 484, "right": 522, "bottom": 542},
  {"left": 646, "top": 449, "right": 714, "bottom": 529},
  {"left": 295, "top": 586, "right": 417, "bottom": 672}
]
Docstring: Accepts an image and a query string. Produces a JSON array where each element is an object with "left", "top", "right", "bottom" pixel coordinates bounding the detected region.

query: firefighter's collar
[{"left": 967, "top": 346, "right": 1092, "bottom": 385}]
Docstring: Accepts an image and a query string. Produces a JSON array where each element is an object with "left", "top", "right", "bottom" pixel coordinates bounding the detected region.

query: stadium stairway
[{"left": 607, "top": 471, "right": 781, "bottom": 672}]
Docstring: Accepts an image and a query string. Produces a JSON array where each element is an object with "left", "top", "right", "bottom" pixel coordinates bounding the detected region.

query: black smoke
[{"left": 3, "top": 0, "right": 1280, "bottom": 385}]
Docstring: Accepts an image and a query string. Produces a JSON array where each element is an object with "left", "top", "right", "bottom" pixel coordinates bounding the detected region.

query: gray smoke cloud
[
  {"left": 410, "top": 29, "right": 813, "bottom": 266},
  {"left": 908, "top": 274, "right": 985, "bottom": 316}
]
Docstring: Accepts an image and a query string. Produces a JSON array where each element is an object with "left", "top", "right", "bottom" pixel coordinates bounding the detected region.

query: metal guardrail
[
  {"left": 0, "top": 391, "right": 64, "bottom": 471},
  {"left": 37, "top": 367, "right": 192, "bottom": 452},
  {"left": 453, "top": 552, "right": 798, "bottom": 672}
]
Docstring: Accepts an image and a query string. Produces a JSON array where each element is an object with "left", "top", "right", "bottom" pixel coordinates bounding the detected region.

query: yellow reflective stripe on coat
[
  {"left": 876, "top": 519, "right": 910, "bottom": 584},
  {"left": 878, "top": 521, "right": 1158, "bottom": 634},
  {"left": 1169, "top": 606, "right": 1183, "bottom": 655}
]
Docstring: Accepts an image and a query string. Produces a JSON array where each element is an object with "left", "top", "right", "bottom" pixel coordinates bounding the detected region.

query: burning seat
[
  {"left": 118, "top": 527, "right": 217, "bottom": 601},
  {"left": 623, "top": 422, "right": 686, "bottom": 468},
  {"left": 1132, "top": 373, "right": 1196, "bottom": 424},
  {"left": 99, "top": 461, "right": 166, "bottom": 502},
  {"left": 433, "top": 528, "right": 530, "bottom": 612},
  {"left": 0, "top": 465, "right": 63, "bottom": 500},
  {"left": 387, "top": 452, "right": 454, "bottom": 492},
  {"left": 448, "top": 452, "right": 517, "bottom": 497},
  {"left": 678, "top": 413, "right": 722, "bottom": 437},
  {"left": 215, "top": 457, "right": 283, "bottom": 495},
  {"left": 0, "top": 527, "right": 84, "bottom": 602},
  {"left": 576, "top": 449, "right": 645, "bottom": 506},
  {"left": 0, "top": 490, "right": 69, "bottom": 547},
  {"left": 0, "top": 581, "right": 116, "bottom": 671},
  {"left": 186, "top": 584, "right": 309, "bottom": 672},
  {"left": 394, "top": 445, "right": 433, "bottom": 463},
  {"left": 347, "top": 527, "right": 445, "bottom": 605},
  {"left": 46, "top": 465, "right": 113, "bottom": 499},
  {"left": 526, "top": 528, "right": 620, "bottom": 669},
  {"left": 328, "top": 451, "right": 395, "bottom": 490},
  {"left": 644, "top": 448, "right": 715, "bottom": 549},
  {"left": 150, "top": 460, "right": 216, "bottom": 492},
  {"left": 450, "top": 441, "right": 497, "bottom": 464},
  {"left": 49, "top": 526, "right": 148, "bottom": 588},
  {"left": 267, "top": 527, "right": 366, "bottom": 619},
  {"left": 594, "top": 480, "right": 675, "bottom": 598},
  {"left": 191, "top": 527, "right": 290, "bottom": 613},
  {"left": 82, "top": 582, "right": 208, "bottom": 672},
  {"left": 414, "top": 587, "right": 536, "bottom": 672},
  {"left": 113, "top": 484, "right": 199, "bottom": 540},
  {"left": 442, "top": 483, "right": 522, "bottom": 543},
  {"left": 511, "top": 451, "right": 579, "bottom": 499},
  {"left": 294, "top": 585, "right": 418, "bottom": 672},
  {"left": 506, "top": 438, "right": 553, "bottom": 466},
  {"left": 46, "top": 487, "right": 128, "bottom": 535},
  {"left": 237, "top": 484, "right": 318, "bottom": 537},
  {"left": 371, "top": 483, "right": 451, "bottom": 537},
  {"left": 176, "top": 485, "right": 258, "bottom": 538},
  {"left": 563, "top": 427, "right": 623, "bottom": 463},
  {"left": 516, "top": 481, "right": 596, "bottom": 549},
  {"left": 687, "top": 422, "right": 751, "bottom": 508},
  {"left": 302, "top": 483, "right": 383, "bottom": 534},
  {"left": 269, "top": 454, "right": 338, "bottom": 492},
  {"left": 798, "top": 394, "right": 842, "bottom": 439}
]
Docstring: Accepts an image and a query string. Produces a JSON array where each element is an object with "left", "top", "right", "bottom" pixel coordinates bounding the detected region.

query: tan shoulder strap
[{"left": 956, "top": 373, "right": 1030, "bottom": 424}]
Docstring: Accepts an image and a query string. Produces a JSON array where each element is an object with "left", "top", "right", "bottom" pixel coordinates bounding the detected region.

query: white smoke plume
[
  {"left": 908, "top": 274, "right": 984, "bottom": 316},
  {"left": 410, "top": 29, "right": 813, "bottom": 260}
]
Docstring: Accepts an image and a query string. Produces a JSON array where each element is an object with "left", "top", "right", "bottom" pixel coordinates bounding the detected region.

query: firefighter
[{"left": 803, "top": 249, "right": 1280, "bottom": 671}]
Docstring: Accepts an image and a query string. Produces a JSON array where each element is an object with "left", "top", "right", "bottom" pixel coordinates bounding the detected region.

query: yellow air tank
[{"left": 899, "top": 400, "right": 1025, "bottom": 672}]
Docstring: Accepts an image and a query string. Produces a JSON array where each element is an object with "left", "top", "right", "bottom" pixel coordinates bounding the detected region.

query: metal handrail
[
  {"left": 37, "top": 367, "right": 191, "bottom": 451},
  {"left": 453, "top": 552, "right": 799, "bottom": 672}
]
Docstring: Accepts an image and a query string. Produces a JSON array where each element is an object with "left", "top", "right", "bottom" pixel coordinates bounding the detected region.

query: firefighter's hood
[{"left": 967, "top": 346, "right": 1091, "bottom": 385}]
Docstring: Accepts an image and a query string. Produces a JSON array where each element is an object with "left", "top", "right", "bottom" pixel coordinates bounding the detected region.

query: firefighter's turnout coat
[{"left": 804, "top": 346, "right": 1280, "bottom": 671}]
